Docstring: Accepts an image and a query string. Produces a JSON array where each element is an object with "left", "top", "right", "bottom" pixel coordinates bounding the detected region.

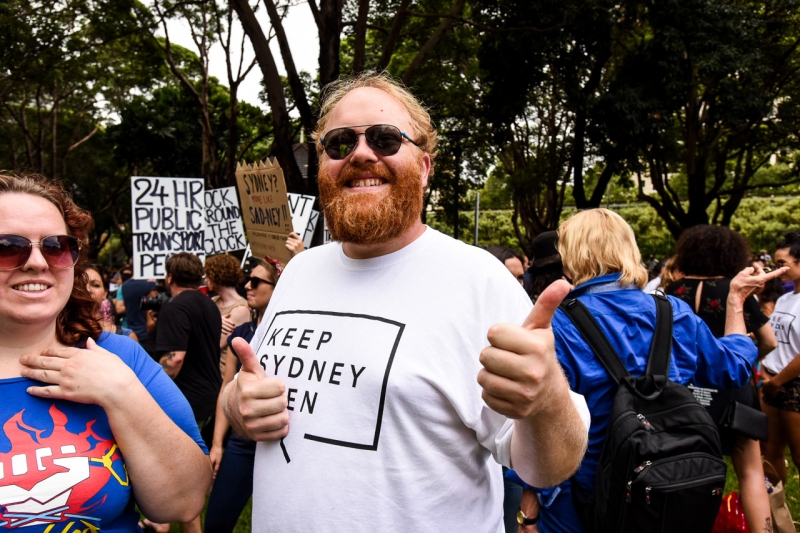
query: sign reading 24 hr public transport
[{"left": 131, "top": 176, "right": 205, "bottom": 278}]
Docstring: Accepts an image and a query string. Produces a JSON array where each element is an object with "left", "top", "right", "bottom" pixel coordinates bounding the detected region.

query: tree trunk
[
  {"left": 376, "top": 0, "right": 411, "bottom": 72},
  {"left": 317, "top": 0, "right": 342, "bottom": 88},
  {"left": 264, "top": 0, "right": 315, "bottom": 135},
  {"left": 231, "top": 0, "right": 305, "bottom": 192},
  {"left": 402, "top": 0, "right": 465, "bottom": 85},
  {"left": 352, "top": 0, "right": 369, "bottom": 73}
]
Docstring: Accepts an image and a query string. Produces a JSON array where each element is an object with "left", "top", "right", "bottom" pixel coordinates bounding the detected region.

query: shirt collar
[{"left": 569, "top": 272, "right": 639, "bottom": 297}]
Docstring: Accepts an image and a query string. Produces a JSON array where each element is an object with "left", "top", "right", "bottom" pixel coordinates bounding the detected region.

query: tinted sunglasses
[
  {"left": 246, "top": 276, "right": 275, "bottom": 289},
  {"left": 0, "top": 234, "right": 81, "bottom": 270},
  {"left": 320, "top": 124, "right": 418, "bottom": 160}
]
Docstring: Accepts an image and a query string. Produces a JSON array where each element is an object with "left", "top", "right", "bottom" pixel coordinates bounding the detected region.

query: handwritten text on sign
[
  {"left": 131, "top": 177, "right": 205, "bottom": 278},
  {"left": 235, "top": 159, "right": 293, "bottom": 264},
  {"left": 204, "top": 187, "right": 246, "bottom": 255}
]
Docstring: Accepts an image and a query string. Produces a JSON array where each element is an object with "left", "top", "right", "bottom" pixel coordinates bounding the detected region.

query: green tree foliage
[{"left": 600, "top": 0, "right": 800, "bottom": 237}]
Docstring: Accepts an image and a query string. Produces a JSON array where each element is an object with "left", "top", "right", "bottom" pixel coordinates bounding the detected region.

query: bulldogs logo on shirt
[{"left": 0, "top": 405, "right": 127, "bottom": 530}]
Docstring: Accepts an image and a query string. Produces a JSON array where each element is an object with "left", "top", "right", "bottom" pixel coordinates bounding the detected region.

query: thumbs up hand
[
  {"left": 222, "top": 337, "right": 290, "bottom": 441},
  {"left": 478, "top": 280, "right": 572, "bottom": 419}
]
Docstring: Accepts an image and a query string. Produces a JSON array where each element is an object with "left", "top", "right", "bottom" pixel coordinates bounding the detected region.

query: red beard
[{"left": 318, "top": 159, "right": 424, "bottom": 245}]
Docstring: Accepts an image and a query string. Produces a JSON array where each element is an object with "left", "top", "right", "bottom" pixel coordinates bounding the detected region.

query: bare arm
[
  {"left": 210, "top": 348, "right": 239, "bottom": 475},
  {"left": 114, "top": 298, "right": 126, "bottom": 315},
  {"left": 726, "top": 266, "right": 787, "bottom": 336},
  {"left": 479, "top": 281, "right": 588, "bottom": 487},
  {"left": 159, "top": 350, "right": 186, "bottom": 379},
  {"left": 753, "top": 322, "right": 778, "bottom": 360},
  {"left": 764, "top": 354, "right": 800, "bottom": 394},
  {"left": 20, "top": 339, "right": 211, "bottom": 522}
]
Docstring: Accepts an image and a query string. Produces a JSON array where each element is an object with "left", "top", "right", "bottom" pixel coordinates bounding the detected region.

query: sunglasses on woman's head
[
  {"left": 246, "top": 276, "right": 275, "bottom": 289},
  {"left": 320, "top": 124, "right": 418, "bottom": 160},
  {"left": 0, "top": 234, "right": 81, "bottom": 270}
]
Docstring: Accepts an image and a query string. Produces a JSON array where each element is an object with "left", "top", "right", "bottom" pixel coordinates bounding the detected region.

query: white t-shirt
[
  {"left": 247, "top": 227, "right": 575, "bottom": 532},
  {"left": 763, "top": 290, "right": 800, "bottom": 374}
]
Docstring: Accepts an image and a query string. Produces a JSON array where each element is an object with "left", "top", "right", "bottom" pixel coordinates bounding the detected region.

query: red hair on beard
[
  {"left": 319, "top": 159, "right": 424, "bottom": 245},
  {"left": 0, "top": 172, "right": 102, "bottom": 345}
]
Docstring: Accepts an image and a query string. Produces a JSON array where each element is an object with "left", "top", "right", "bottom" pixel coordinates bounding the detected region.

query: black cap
[{"left": 528, "top": 231, "right": 561, "bottom": 274}]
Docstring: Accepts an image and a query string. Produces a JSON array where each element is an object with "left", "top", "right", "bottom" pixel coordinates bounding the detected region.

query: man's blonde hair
[
  {"left": 312, "top": 72, "right": 438, "bottom": 171},
  {"left": 557, "top": 208, "right": 648, "bottom": 289}
]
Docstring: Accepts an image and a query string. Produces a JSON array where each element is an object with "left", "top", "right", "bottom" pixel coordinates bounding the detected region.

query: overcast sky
[{"left": 156, "top": 1, "right": 320, "bottom": 109}]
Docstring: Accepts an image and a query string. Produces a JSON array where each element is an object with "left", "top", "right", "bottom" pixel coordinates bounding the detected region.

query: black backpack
[{"left": 560, "top": 292, "right": 726, "bottom": 533}]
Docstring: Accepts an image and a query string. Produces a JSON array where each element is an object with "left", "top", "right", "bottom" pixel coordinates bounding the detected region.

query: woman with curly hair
[
  {"left": 205, "top": 258, "right": 281, "bottom": 533},
  {"left": 204, "top": 254, "right": 250, "bottom": 376},
  {"left": 0, "top": 173, "right": 210, "bottom": 531},
  {"left": 666, "top": 225, "right": 777, "bottom": 533}
]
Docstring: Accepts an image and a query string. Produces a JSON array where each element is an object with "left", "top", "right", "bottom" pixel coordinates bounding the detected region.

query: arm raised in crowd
[{"left": 478, "top": 280, "right": 589, "bottom": 488}]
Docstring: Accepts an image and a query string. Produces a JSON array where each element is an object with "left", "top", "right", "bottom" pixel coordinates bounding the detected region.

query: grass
[
  {"left": 157, "top": 454, "right": 798, "bottom": 533},
  {"left": 723, "top": 450, "right": 800, "bottom": 528}
]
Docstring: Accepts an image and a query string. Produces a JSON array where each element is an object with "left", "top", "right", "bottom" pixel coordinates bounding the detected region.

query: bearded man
[{"left": 222, "top": 73, "right": 589, "bottom": 532}]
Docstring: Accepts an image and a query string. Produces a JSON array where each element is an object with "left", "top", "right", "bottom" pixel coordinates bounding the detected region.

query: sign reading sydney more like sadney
[{"left": 235, "top": 158, "right": 293, "bottom": 265}]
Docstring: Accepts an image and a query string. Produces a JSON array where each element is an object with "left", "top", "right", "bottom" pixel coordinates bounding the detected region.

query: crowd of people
[{"left": 1, "top": 70, "right": 798, "bottom": 533}]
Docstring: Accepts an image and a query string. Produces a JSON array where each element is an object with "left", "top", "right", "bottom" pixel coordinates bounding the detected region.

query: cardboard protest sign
[
  {"left": 131, "top": 177, "right": 205, "bottom": 278},
  {"left": 204, "top": 186, "right": 246, "bottom": 255},
  {"left": 287, "top": 193, "right": 320, "bottom": 249},
  {"left": 235, "top": 159, "right": 293, "bottom": 264},
  {"left": 303, "top": 210, "right": 320, "bottom": 248}
]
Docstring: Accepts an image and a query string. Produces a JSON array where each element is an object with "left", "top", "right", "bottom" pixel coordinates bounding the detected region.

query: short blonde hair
[
  {"left": 312, "top": 71, "right": 438, "bottom": 172},
  {"left": 557, "top": 208, "right": 648, "bottom": 289}
]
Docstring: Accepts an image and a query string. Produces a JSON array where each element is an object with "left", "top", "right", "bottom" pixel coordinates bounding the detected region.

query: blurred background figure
[
  {"left": 205, "top": 258, "right": 281, "bottom": 533},
  {"left": 85, "top": 263, "right": 138, "bottom": 341},
  {"left": 526, "top": 230, "right": 563, "bottom": 302},
  {"left": 656, "top": 256, "right": 682, "bottom": 291},
  {"left": 115, "top": 266, "right": 156, "bottom": 346},
  {"left": 761, "top": 232, "right": 800, "bottom": 490},
  {"left": 204, "top": 254, "right": 250, "bottom": 376},
  {"left": 486, "top": 245, "right": 525, "bottom": 286},
  {"left": 666, "top": 225, "right": 775, "bottom": 533}
]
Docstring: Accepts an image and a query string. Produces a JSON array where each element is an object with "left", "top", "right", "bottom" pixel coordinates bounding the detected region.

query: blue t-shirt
[
  {"left": 534, "top": 274, "right": 758, "bottom": 533},
  {"left": 0, "top": 332, "right": 205, "bottom": 532}
]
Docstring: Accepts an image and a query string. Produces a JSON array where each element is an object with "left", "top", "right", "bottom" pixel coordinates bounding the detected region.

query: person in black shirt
[
  {"left": 153, "top": 252, "right": 222, "bottom": 533},
  {"left": 666, "top": 225, "right": 777, "bottom": 533},
  {"left": 157, "top": 252, "right": 222, "bottom": 424}
]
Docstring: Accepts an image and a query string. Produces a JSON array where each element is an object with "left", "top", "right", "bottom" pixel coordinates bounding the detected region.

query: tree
[{"left": 600, "top": 0, "right": 800, "bottom": 237}]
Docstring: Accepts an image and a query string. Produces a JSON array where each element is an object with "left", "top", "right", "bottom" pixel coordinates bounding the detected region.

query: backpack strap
[
  {"left": 645, "top": 292, "right": 673, "bottom": 378},
  {"left": 560, "top": 298, "right": 630, "bottom": 385}
]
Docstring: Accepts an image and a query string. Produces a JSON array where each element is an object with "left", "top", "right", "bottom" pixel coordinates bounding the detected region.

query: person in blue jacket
[
  {"left": 529, "top": 208, "right": 785, "bottom": 533},
  {"left": 0, "top": 172, "right": 210, "bottom": 532}
]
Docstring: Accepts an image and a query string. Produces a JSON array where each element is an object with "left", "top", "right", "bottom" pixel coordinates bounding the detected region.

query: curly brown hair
[
  {"left": 204, "top": 254, "right": 244, "bottom": 288},
  {"left": 675, "top": 225, "right": 750, "bottom": 279},
  {"left": 0, "top": 172, "right": 102, "bottom": 345}
]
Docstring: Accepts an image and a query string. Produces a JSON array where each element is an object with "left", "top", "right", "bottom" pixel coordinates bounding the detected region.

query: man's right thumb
[{"left": 232, "top": 337, "right": 266, "bottom": 378}]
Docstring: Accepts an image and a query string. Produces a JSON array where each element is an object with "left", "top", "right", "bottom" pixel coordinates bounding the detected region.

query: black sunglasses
[
  {"left": 246, "top": 276, "right": 275, "bottom": 289},
  {"left": 320, "top": 124, "right": 418, "bottom": 160},
  {"left": 0, "top": 234, "right": 81, "bottom": 271}
]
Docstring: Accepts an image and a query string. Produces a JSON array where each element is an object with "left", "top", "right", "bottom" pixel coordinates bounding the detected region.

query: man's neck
[
  {"left": 341, "top": 221, "right": 426, "bottom": 260},
  {"left": 169, "top": 285, "right": 196, "bottom": 297}
]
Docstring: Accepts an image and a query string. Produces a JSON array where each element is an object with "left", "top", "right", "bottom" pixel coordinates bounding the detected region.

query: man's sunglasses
[
  {"left": 246, "top": 276, "right": 275, "bottom": 289},
  {"left": 0, "top": 234, "right": 81, "bottom": 270},
  {"left": 320, "top": 124, "right": 418, "bottom": 160}
]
